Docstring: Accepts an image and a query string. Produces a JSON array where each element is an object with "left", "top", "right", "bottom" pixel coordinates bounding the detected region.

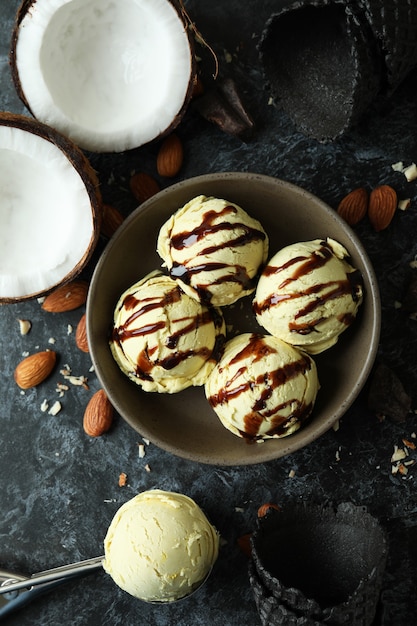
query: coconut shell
[
  {"left": 9, "top": 0, "right": 36, "bottom": 116},
  {"left": 0, "top": 112, "right": 102, "bottom": 303},
  {"left": 9, "top": 0, "right": 197, "bottom": 153}
]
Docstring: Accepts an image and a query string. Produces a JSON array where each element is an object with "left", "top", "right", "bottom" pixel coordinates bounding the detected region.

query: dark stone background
[{"left": 1, "top": 0, "right": 417, "bottom": 624}]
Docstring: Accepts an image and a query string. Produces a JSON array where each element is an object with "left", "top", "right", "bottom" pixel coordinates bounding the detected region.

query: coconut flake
[
  {"left": 18, "top": 319, "right": 31, "bottom": 335},
  {"left": 391, "top": 445, "right": 408, "bottom": 463},
  {"left": 48, "top": 400, "right": 62, "bottom": 416},
  {"left": 398, "top": 199, "right": 411, "bottom": 211},
  {"left": 391, "top": 161, "right": 404, "bottom": 172},
  {"left": 403, "top": 163, "right": 417, "bottom": 182}
]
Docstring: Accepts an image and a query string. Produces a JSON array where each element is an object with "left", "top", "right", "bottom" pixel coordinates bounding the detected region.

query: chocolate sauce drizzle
[
  {"left": 254, "top": 240, "right": 363, "bottom": 335},
  {"left": 207, "top": 334, "right": 315, "bottom": 442},
  {"left": 168, "top": 205, "right": 266, "bottom": 303},
  {"left": 112, "top": 283, "right": 224, "bottom": 382}
]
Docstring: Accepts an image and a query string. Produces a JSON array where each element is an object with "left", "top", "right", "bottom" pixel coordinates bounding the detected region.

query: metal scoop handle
[
  {"left": 0, "top": 555, "right": 104, "bottom": 594},
  {"left": 0, "top": 556, "right": 104, "bottom": 618}
]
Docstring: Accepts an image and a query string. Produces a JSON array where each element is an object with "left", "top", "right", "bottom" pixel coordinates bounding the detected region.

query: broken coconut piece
[
  {"left": 0, "top": 113, "right": 101, "bottom": 302},
  {"left": 10, "top": 0, "right": 196, "bottom": 153},
  {"left": 194, "top": 76, "right": 255, "bottom": 139}
]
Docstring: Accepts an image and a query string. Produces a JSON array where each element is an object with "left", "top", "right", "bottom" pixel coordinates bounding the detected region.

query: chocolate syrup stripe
[
  {"left": 137, "top": 344, "right": 214, "bottom": 377},
  {"left": 112, "top": 284, "right": 225, "bottom": 381},
  {"left": 254, "top": 241, "right": 363, "bottom": 334},
  {"left": 170, "top": 260, "right": 256, "bottom": 295},
  {"left": 169, "top": 205, "right": 267, "bottom": 252},
  {"left": 116, "top": 328, "right": 220, "bottom": 382},
  {"left": 208, "top": 334, "right": 315, "bottom": 440},
  {"left": 254, "top": 279, "right": 359, "bottom": 335},
  {"left": 261, "top": 241, "right": 362, "bottom": 298},
  {"left": 113, "top": 286, "right": 180, "bottom": 342},
  {"left": 168, "top": 207, "right": 265, "bottom": 291},
  {"left": 242, "top": 399, "right": 314, "bottom": 441},
  {"left": 262, "top": 241, "right": 333, "bottom": 283}
]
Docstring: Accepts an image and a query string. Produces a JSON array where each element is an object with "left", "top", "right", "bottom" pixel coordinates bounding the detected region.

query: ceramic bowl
[{"left": 87, "top": 172, "right": 380, "bottom": 465}]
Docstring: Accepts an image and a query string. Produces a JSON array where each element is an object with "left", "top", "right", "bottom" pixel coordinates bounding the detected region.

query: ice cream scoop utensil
[
  {"left": 0, "top": 556, "right": 104, "bottom": 618},
  {"left": 0, "top": 554, "right": 211, "bottom": 617},
  {"left": 0, "top": 555, "right": 104, "bottom": 594}
]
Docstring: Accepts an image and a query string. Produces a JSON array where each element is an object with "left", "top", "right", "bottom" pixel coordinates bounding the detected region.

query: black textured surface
[
  {"left": 250, "top": 504, "right": 387, "bottom": 625},
  {"left": 259, "top": 0, "right": 417, "bottom": 141},
  {"left": 2, "top": 0, "right": 417, "bottom": 624}
]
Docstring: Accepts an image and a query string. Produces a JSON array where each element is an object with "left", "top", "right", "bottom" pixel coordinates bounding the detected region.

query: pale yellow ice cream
[
  {"left": 253, "top": 238, "right": 363, "bottom": 354},
  {"left": 205, "top": 333, "right": 319, "bottom": 442},
  {"left": 103, "top": 490, "right": 219, "bottom": 603},
  {"left": 157, "top": 195, "right": 269, "bottom": 307},
  {"left": 110, "top": 270, "right": 225, "bottom": 393}
]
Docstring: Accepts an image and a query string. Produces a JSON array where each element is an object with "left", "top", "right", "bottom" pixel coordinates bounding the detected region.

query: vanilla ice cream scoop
[
  {"left": 157, "top": 195, "right": 269, "bottom": 306},
  {"left": 110, "top": 270, "right": 225, "bottom": 393},
  {"left": 103, "top": 490, "right": 219, "bottom": 603},
  {"left": 253, "top": 238, "right": 363, "bottom": 354},
  {"left": 205, "top": 333, "right": 319, "bottom": 442}
]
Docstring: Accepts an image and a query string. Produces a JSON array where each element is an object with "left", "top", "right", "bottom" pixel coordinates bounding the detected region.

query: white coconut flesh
[
  {"left": 15, "top": 0, "right": 194, "bottom": 153},
  {"left": 0, "top": 124, "right": 95, "bottom": 299}
]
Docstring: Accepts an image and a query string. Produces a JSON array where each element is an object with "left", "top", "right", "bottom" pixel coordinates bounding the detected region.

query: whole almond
[
  {"left": 101, "top": 203, "right": 124, "bottom": 238},
  {"left": 83, "top": 389, "right": 114, "bottom": 437},
  {"left": 156, "top": 133, "right": 183, "bottom": 177},
  {"left": 337, "top": 187, "right": 368, "bottom": 225},
  {"left": 368, "top": 185, "right": 397, "bottom": 232},
  {"left": 129, "top": 172, "right": 160, "bottom": 204},
  {"left": 42, "top": 280, "right": 89, "bottom": 313},
  {"left": 14, "top": 350, "right": 56, "bottom": 389},
  {"left": 75, "top": 313, "right": 89, "bottom": 353},
  {"left": 257, "top": 502, "right": 281, "bottom": 518}
]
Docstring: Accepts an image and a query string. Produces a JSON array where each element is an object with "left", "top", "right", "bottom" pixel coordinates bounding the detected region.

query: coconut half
[
  {"left": 0, "top": 112, "right": 101, "bottom": 303},
  {"left": 10, "top": 0, "right": 196, "bottom": 153}
]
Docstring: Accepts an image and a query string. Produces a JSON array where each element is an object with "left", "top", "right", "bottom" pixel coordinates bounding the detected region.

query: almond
[
  {"left": 337, "top": 187, "right": 368, "bottom": 226},
  {"left": 156, "top": 133, "right": 183, "bottom": 177},
  {"left": 257, "top": 502, "right": 281, "bottom": 518},
  {"left": 237, "top": 533, "right": 252, "bottom": 558},
  {"left": 14, "top": 350, "right": 56, "bottom": 389},
  {"left": 101, "top": 203, "right": 124, "bottom": 238},
  {"left": 368, "top": 184, "right": 397, "bottom": 232},
  {"left": 129, "top": 172, "right": 161, "bottom": 204},
  {"left": 118, "top": 472, "right": 128, "bottom": 487},
  {"left": 42, "top": 280, "right": 89, "bottom": 313},
  {"left": 75, "top": 313, "right": 89, "bottom": 353},
  {"left": 83, "top": 389, "right": 114, "bottom": 437}
]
